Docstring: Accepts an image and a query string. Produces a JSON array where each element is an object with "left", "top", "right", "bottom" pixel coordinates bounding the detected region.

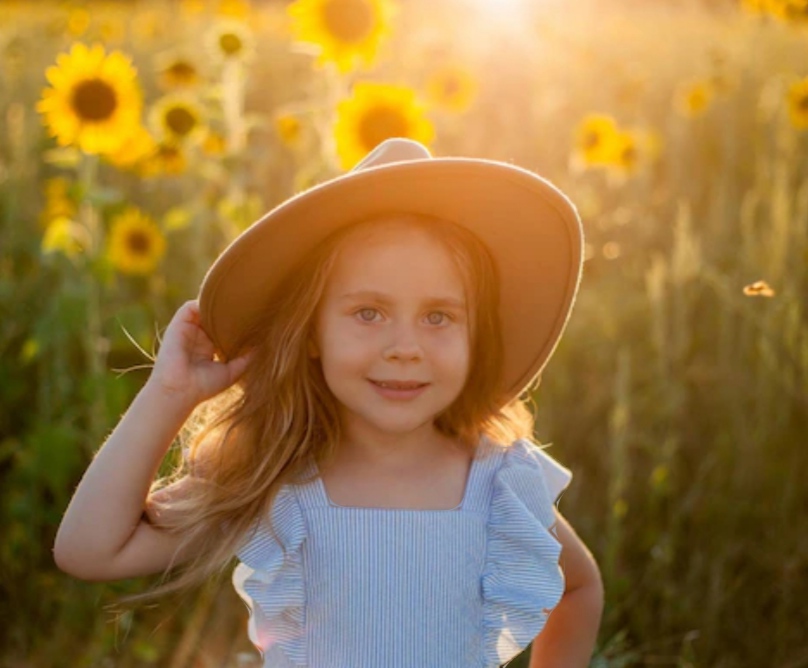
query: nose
[{"left": 382, "top": 322, "right": 423, "bottom": 362}]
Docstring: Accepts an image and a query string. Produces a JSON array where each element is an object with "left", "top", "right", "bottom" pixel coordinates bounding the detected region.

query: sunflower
[
  {"left": 132, "top": 10, "right": 165, "bottom": 41},
  {"left": 37, "top": 43, "right": 143, "bottom": 156},
  {"left": 67, "top": 8, "right": 91, "bottom": 37},
  {"left": 573, "top": 114, "right": 621, "bottom": 167},
  {"left": 674, "top": 80, "right": 714, "bottom": 118},
  {"left": 767, "top": 0, "right": 808, "bottom": 21},
  {"left": 206, "top": 19, "right": 256, "bottom": 63},
  {"left": 217, "top": 0, "right": 253, "bottom": 18},
  {"left": 137, "top": 140, "right": 188, "bottom": 177},
  {"left": 155, "top": 53, "right": 202, "bottom": 89},
  {"left": 334, "top": 82, "right": 435, "bottom": 170},
  {"left": 41, "top": 216, "right": 89, "bottom": 259},
  {"left": 786, "top": 77, "right": 808, "bottom": 129},
  {"left": 287, "top": 0, "right": 395, "bottom": 73},
  {"left": 39, "top": 177, "right": 77, "bottom": 228},
  {"left": 274, "top": 113, "right": 303, "bottom": 148},
  {"left": 610, "top": 131, "right": 641, "bottom": 176},
  {"left": 607, "top": 127, "right": 663, "bottom": 180},
  {"left": 425, "top": 63, "right": 478, "bottom": 113},
  {"left": 106, "top": 208, "right": 166, "bottom": 275},
  {"left": 181, "top": 0, "right": 206, "bottom": 15},
  {"left": 740, "top": 0, "right": 770, "bottom": 13},
  {"left": 202, "top": 129, "right": 228, "bottom": 155},
  {"left": 150, "top": 94, "right": 206, "bottom": 144},
  {"left": 783, "top": 0, "right": 808, "bottom": 22},
  {"left": 104, "top": 124, "right": 157, "bottom": 169},
  {"left": 99, "top": 17, "right": 126, "bottom": 43}
]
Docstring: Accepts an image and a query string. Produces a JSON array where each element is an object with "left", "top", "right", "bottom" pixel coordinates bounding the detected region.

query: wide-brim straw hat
[{"left": 198, "top": 138, "right": 584, "bottom": 405}]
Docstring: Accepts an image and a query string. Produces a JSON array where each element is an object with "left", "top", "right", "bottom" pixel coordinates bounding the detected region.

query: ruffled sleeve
[
  {"left": 481, "top": 438, "right": 573, "bottom": 667},
  {"left": 232, "top": 484, "right": 308, "bottom": 667}
]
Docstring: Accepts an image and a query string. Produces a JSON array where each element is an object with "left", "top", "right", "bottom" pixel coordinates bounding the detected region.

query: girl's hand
[{"left": 147, "top": 299, "right": 253, "bottom": 408}]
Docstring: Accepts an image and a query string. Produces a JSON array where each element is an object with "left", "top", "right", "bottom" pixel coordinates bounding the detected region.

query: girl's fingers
[
  {"left": 228, "top": 350, "right": 254, "bottom": 379},
  {"left": 185, "top": 301, "right": 201, "bottom": 322}
]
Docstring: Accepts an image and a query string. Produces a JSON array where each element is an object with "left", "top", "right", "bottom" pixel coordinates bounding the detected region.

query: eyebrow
[{"left": 339, "top": 290, "right": 466, "bottom": 310}]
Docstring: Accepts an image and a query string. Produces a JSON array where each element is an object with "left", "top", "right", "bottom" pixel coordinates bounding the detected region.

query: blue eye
[
  {"left": 356, "top": 308, "right": 379, "bottom": 322},
  {"left": 427, "top": 311, "right": 451, "bottom": 325}
]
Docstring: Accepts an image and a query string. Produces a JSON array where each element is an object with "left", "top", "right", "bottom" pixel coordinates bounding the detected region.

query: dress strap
[
  {"left": 463, "top": 436, "right": 506, "bottom": 514},
  {"left": 294, "top": 458, "right": 327, "bottom": 509}
]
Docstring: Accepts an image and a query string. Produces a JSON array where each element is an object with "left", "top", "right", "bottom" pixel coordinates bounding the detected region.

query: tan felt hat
[{"left": 198, "top": 138, "right": 585, "bottom": 404}]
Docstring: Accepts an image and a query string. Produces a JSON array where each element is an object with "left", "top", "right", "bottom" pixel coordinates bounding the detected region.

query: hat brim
[{"left": 198, "top": 158, "right": 584, "bottom": 403}]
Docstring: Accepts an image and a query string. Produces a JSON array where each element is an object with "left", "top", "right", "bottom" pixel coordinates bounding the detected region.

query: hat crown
[{"left": 351, "top": 138, "right": 432, "bottom": 172}]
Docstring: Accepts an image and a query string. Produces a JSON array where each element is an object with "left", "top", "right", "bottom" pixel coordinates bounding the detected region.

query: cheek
[
  {"left": 319, "top": 320, "right": 374, "bottom": 365},
  {"left": 430, "top": 330, "right": 470, "bottom": 372}
]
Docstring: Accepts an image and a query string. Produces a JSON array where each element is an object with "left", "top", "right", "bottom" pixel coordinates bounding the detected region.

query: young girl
[{"left": 55, "top": 138, "right": 604, "bottom": 667}]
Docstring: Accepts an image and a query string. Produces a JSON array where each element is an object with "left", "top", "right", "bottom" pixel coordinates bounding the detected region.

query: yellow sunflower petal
[
  {"left": 137, "top": 140, "right": 188, "bottom": 177},
  {"left": 573, "top": 114, "right": 621, "bottom": 167},
  {"left": 37, "top": 42, "right": 143, "bottom": 156},
  {"left": 674, "top": 80, "right": 715, "bottom": 118},
  {"left": 275, "top": 113, "right": 304, "bottom": 147},
  {"left": 287, "top": 0, "right": 395, "bottom": 74},
  {"left": 786, "top": 77, "right": 808, "bottom": 130},
  {"left": 425, "top": 63, "right": 478, "bottom": 113},
  {"left": 105, "top": 124, "right": 157, "bottom": 168},
  {"left": 218, "top": 0, "right": 253, "bottom": 18},
  {"left": 149, "top": 93, "right": 206, "bottom": 144},
  {"left": 106, "top": 208, "right": 166, "bottom": 275},
  {"left": 41, "top": 217, "right": 88, "bottom": 258},
  {"left": 155, "top": 52, "right": 202, "bottom": 89},
  {"left": 334, "top": 81, "right": 435, "bottom": 170},
  {"left": 67, "top": 9, "right": 91, "bottom": 37},
  {"left": 205, "top": 18, "right": 256, "bottom": 63}
]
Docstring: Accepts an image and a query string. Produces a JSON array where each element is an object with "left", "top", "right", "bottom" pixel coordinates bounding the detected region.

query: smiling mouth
[{"left": 369, "top": 380, "right": 429, "bottom": 390}]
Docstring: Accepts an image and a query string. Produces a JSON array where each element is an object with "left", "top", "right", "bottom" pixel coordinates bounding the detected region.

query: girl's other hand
[{"left": 147, "top": 299, "right": 253, "bottom": 408}]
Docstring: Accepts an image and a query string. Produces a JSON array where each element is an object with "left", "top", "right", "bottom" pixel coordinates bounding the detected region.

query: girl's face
[{"left": 311, "top": 220, "right": 471, "bottom": 442}]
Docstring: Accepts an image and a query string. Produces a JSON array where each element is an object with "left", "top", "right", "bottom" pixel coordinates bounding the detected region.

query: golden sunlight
[{"left": 465, "top": 0, "right": 532, "bottom": 20}]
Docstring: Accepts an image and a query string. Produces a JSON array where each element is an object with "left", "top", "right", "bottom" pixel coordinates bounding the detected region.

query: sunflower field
[{"left": 1, "top": 0, "right": 807, "bottom": 665}]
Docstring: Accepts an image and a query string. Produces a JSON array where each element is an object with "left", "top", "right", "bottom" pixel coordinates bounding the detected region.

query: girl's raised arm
[{"left": 53, "top": 300, "right": 251, "bottom": 582}]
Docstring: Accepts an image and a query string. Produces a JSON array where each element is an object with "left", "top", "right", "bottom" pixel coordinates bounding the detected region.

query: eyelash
[{"left": 354, "top": 308, "right": 454, "bottom": 325}]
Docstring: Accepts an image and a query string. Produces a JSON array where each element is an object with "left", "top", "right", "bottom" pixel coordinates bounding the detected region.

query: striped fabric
[{"left": 232, "top": 437, "right": 572, "bottom": 668}]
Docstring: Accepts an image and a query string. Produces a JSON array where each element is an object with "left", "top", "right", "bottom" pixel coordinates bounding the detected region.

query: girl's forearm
[
  {"left": 54, "top": 380, "right": 195, "bottom": 570},
  {"left": 529, "top": 582, "right": 605, "bottom": 668}
]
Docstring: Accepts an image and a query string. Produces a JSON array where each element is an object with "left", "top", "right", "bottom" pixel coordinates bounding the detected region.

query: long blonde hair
[{"left": 138, "top": 213, "right": 536, "bottom": 601}]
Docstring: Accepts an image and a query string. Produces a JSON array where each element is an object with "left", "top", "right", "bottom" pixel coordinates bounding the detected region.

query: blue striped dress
[{"left": 232, "top": 436, "right": 573, "bottom": 668}]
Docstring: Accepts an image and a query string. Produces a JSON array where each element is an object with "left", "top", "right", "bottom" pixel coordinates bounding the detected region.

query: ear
[{"left": 307, "top": 337, "right": 320, "bottom": 359}]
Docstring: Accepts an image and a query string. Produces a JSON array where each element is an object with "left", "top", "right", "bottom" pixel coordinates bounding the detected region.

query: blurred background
[{"left": 1, "top": 0, "right": 807, "bottom": 666}]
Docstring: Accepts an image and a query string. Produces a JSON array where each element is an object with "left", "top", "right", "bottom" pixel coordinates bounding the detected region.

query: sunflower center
[
  {"left": 219, "top": 33, "right": 244, "bottom": 56},
  {"left": 688, "top": 91, "right": 706, "bottom": 109},
  {"left": 442, "top": 76, "right": 461, "bottom": 97},
  {"left": 126, "top": 230, "right": 151, "bottom": 255},
  {"left": 71, "top": 78, "right": 117, "bottom": 122},
  {"left": 621, "top": 145, "right": 638, "bottom": 166},
  {"left": 166, "top": 61, "right": 197, "bottom": 81},
  {"left": 165, "top": 107, "right": 197, "bottom": 137},
  {"left": 583, "top": 131, "right": 601, "bottom": 150},
  {"left": 156, "top": 144, "right": 182, "bottom": 163},
  {"left": 358, "top": 106, "right": 410, "bottom": 151},
  {"left": 322, "top": 0, "right": 375, "bottom": 43}
]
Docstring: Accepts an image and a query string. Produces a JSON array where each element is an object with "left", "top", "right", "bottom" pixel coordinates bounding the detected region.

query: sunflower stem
[
  {"left": 78, "top": 153, "right": 108, "bottom": 446},
  {"left": 220, "top": 58, "right": 248, "bottom": 244}
]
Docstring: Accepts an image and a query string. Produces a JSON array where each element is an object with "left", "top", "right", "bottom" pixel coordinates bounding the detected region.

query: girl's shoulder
[
  {"left": 479, "top": 436, "right": 572, "bottom": 664},
  {"left": 488, "top": 436, "right": 573, "bottom": 506}
]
